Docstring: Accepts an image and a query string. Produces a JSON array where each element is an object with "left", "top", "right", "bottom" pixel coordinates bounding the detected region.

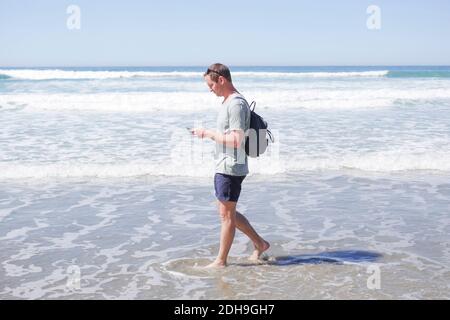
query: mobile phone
[{"left": 186, "top": 127, "right": 193, "bottom": 132}]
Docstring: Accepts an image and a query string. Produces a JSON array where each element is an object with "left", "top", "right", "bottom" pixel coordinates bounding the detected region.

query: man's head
[{"left": 204, "top": 63, "right": 233, "bottom": 97}]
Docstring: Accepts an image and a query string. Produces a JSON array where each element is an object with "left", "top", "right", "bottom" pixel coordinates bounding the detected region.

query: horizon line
[{"left": 1, "top": 64, "right": 450, "bottom": 69}]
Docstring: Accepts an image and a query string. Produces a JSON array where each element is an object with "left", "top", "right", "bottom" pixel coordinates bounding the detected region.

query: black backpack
[{"left": 245, "top": 101, "right": 274, "bottom": 157}]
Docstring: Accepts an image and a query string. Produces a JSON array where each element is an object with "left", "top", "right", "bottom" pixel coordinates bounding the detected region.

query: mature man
[{"left": 191, "top": 63, "right": 270, "bottom": 268}]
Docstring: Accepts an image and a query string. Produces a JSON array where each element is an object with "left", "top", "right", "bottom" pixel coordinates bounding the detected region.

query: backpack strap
[
  {"left": 249, "top": 101, "right": 256, "bottom": 112},
  {"left": 236, "top": 97, "right": 275, "bottom": 144},
  {"left": 247, "top": 100, "right": 274, "bottom": 143},
  {"left": 229, "top": 95, "right": 252, "bottom": 131},
  {"left": 267, "top": 129, "right": 275, "bottom": 143}
]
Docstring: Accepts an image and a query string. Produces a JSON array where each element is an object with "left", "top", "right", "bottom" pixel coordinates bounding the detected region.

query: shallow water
[
  {"left": 1, "top": 66, "right": 449, "bottom": 299},
  {"left": 1, "top": 172, "right": 449, "bottom": 299}
]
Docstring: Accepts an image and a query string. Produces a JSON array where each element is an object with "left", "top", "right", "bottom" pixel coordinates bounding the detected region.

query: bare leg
[
  {"left": 205, "top": 201, "right": 270, "bottom": 268},
  {"left": 235, "top": 211, "right": 270, "bottom": 261},
  {"left": 205, "top": 200, "right": 237, "bottom": 268},
  {"left": 235, "top": 211, "right": 263, "bottom": 244}
]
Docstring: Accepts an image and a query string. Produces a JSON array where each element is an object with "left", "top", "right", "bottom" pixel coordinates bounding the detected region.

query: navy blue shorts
[{"left": 214, "top": 173, "right": 246, "bottom": 202}]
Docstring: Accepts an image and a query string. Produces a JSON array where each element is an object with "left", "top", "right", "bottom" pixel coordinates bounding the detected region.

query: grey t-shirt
[{"left": 215, "top": 93, "right": 250, "bottom": 176}]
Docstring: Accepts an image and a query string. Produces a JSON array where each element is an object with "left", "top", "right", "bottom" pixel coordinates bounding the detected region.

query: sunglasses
[{"left": 205, "top": 68, "right": 226, "bottom": 78}]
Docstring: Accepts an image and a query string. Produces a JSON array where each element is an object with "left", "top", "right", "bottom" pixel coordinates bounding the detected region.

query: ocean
[{"left": 0, "top": 66, "right": 449, "bottom": 299}]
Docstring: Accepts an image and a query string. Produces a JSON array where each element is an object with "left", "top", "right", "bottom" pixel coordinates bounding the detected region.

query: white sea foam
[
  {"left": 0, "top": 162, "right": 215, "bottom": 179},
  {"left": 1, "top": 151, "right": 450, "bottom": 179},
  {"left": 0, "top": 69, "right": 389, "bottom": 80},
  {"left": 0, "top": 69, "right": 201, "bottom": 80},
  {"left": 0, "top": 92, "right": 217, "bottom": 112},
  {"left": 234, "top": 70, "right": 389, "bottom": 78},
  {"left": 285, "top": 152, "right": 450, "bottom": 172},
  {"left": 2, "top": 86, "right": 449, "bottom": 113}
]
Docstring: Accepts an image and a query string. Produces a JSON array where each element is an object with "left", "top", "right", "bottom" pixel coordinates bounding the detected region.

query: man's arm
[{"left": 192, "top": 128, "right": 244, "bottom": 149}]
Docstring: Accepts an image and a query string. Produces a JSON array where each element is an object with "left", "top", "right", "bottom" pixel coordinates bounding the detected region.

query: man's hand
[
  {"left": 191, "top": 128, "right": 208, "bottom": 139},
  {"left": 191, "top": 128, "right": 243, "bottom": 148}
]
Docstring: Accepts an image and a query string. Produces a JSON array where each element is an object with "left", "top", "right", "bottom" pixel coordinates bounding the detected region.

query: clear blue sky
[{"left": 1, "top": 0, "right": 449, "bottom": 67}]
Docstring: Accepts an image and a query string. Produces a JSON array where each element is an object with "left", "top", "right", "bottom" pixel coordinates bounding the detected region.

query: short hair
[{"left": 204, "top": 63, "right": 232, "bottom": 83}]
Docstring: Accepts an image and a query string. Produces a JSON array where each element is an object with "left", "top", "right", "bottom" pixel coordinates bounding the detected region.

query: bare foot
[
  {"left": 249, "top": 240, "right": 270, "bottom": 261},
  {"left": 203, "top": 260, "right": 227, "bottom": 268}
]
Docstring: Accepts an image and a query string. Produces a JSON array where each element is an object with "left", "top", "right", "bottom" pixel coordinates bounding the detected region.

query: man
[{"left": 191, "top": 63, "right": 270, "bottom": 268}]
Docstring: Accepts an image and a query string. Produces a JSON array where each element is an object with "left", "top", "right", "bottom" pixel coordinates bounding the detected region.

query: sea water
[{"left": 0, "top": 66, "right": 449, "bottom": 299}]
